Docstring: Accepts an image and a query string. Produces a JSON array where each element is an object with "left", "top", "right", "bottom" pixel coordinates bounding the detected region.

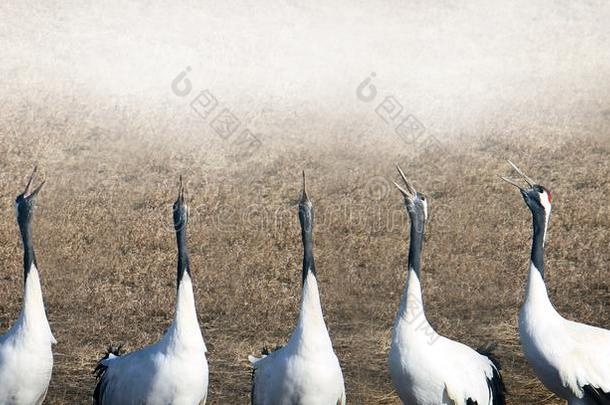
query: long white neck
[
  {"left": 394, "top": 268, "right": 431, "bottom": 331},
  {"left": 18, "top": 264, "right": 56, "bottom": 344},
  {"left": 288, "top": 272, "right": 333, "bottom": 353},
  {"left": 523, "top": 263, "right": 557, "bottom": 315},
  {"left": 166, "top": 273, "right": 206, "bottom": 352}
]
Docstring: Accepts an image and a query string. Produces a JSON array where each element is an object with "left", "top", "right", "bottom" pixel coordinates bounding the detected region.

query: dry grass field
[{"left": 0, "top": 99, "right": 608, "bottom": 404}]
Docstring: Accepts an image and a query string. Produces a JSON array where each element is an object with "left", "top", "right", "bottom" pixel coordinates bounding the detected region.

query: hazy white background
[{"left": 1, "top": 0, "right": 609, "bottom": 143}]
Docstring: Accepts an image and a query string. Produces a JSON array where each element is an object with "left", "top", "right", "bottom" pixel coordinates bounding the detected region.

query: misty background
[{"left": 1, "top": 0, "right": 609, "bottom": 151}]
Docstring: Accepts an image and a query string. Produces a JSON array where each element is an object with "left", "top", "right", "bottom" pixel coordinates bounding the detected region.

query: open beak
[
  {"left": 176, "top": 175, "right": 188, "bottom": 205},
  {"left": 500, "top": 160, "right": 536, "bottom": 191},
  {"left": 23, "top": 166, "right": 45, "bottom": 198},
  {"left": 393, "top": 164, "right": 417, "bottom": 198}
]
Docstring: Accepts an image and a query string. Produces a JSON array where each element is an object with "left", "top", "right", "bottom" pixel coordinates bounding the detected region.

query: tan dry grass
[{"left": 0, "top": 103, "right": 608, "bottom": 404}]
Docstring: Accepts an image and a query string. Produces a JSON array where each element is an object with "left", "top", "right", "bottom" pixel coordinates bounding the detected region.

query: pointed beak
[
  {"left": 499, "top": 175, "right": 526, "bottom": 191},
  {"left": 506, "top": 160, "right": 536, "bottom": 187},
  {"left": 23, "top": 166, "right": 45, "bottom": 198},
  {"left": 28, "top": 180, "right": 46, "bottom": 198},
  {"left": 394, "top": 164, "right": 417, "bottom": 199}
]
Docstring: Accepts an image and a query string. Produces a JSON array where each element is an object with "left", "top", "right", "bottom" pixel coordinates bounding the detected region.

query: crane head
[
  {"left": 15, "top": 166, "right": 45, "bottom": 225},
  {"left": 500, "top": 160, "right": 552, "bottom": 216},
  {"left": 393, "top": 165, "right": 428, "bottom": 222},
  {"left": 173, "top": 175, "right": 188, "bottom": 232}
]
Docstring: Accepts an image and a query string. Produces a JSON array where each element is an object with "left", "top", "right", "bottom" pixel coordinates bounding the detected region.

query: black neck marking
[
  {"left": 18, "top": 209, "right": 37, "bottom": 280},
  {"left": 299, "top": 201, "right": 315, "bottom": 285},
  {"left": 407, "top": 212, "right": 425, "bottom": 278},
  {"left": 299, "top": 173, "right": 315, "bottom": 286},
  {"left": 175, "top": 225, "right": 191, "bottom": 287},
  {"left": 173, "top": 177, "right": 190, "bottom": 289},
  {"left": 530, "top": 208, "right": 546, "bottom": 278},
  {"left": 16, "top": 195, "right": 38, "bottom": 281}
]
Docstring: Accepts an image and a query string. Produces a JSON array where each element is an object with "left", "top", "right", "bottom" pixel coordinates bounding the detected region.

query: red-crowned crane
[
  {"left": 389, "top": 165, "right": 505, "bottom": 405},
  {"left": 93, "top": 177, "right": 208, "bottom": 404},
  {"left": 502, "top": 160, "right": 610, "bottom": 405},
  {"left": 0, "top": 167, "right": 56, "bottom": 404},
  {"left": 249, "top": 173, "right": 346, "bottom": 405}
]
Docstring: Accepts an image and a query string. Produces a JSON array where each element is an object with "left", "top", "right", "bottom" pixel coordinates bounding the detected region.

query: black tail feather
[
  {"left": 583, "top": 385, "right": 610, "bottom": 405},
  {"left": 476, "top": 342, "right": 507, "bottom": 405},
  {"left": 476, "top": 343, "right": 501, "bottom": 370},
  {"left": 251, "top": 344, "right": 283, "bottom": 405},
  {"left": 93, "top": 345, "right": 122, "bottom": 405},
  {"left": 261, "top": 344, "right": 283, "bottom": 356},
  {"left": 250, "top": 344, "right": 282, "bottom": 382}
]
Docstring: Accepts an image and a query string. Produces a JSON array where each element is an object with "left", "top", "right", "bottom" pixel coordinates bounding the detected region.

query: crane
[
  {"left": 0, "top": 167, "right": 56, "bottom": 404},
  {"left": 93, "top": 177, "right": 209, "bottom": 404},
  {"left": 502, "top": 160, "right": 610, "bottom": 405},
  {"left": 389, "top": 165, "right": 505, "bottom": 405},
  {"left": 249, "top": 172, "right": 345, "bottom": 405}
]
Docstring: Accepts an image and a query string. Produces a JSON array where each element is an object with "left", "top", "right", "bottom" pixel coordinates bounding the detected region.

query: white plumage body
[
  {"left": 95, "top": 273, "right": 208, "bottom": 405},
  {"left": 0, "top": 265, "right": 56, "bottom": 405},
  {"left": 519, "top": 264, "right": 610, "bottom": 404},
  {"left": 250, "top": 272, "right": 345, "bottom": 405},
  {"left": 389, "top": 268, "right": 501, "bottom": 405}
]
